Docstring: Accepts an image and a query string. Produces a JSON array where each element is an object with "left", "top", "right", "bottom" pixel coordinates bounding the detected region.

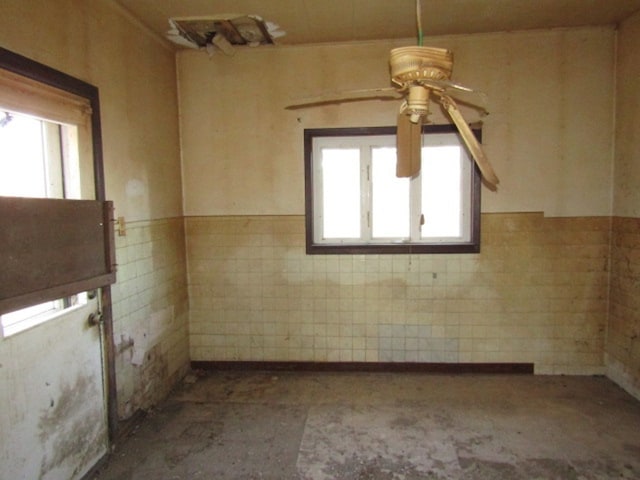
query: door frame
[{"left": 0, "top": 46, "right": 118, "bottom": 442}]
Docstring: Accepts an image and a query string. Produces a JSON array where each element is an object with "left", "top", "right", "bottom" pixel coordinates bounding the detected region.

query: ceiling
[{"left": 114, "top": 0, "right": 640, "bottom": 47}]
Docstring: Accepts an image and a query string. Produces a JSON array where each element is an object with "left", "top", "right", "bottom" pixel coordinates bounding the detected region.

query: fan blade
[
  {"left": 396, "top": 113, "right": 422, "bottom": 178},
  {"left": 420, "top": 78, "right": 474, "bottom": 93},
  {"left": 420, "top": 78, "right": 488, "bottom": 112},
  {"left": 285, "top": 88, "right": 400, "bottom": 110},
  {"left": 438, "top": 94, "right": 499, "bottom": 189}
]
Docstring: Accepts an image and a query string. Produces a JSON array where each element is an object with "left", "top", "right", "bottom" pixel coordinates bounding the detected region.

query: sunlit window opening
[
  {"left": 310, "top": 129, "right": 475, "bottom": 251},
  {"left": 421, "top": 145, "right": 463, "bottom": 238},
  {"left": 1, "top": 293, "right": 88, "bottom": 337},
  {"left": 371, "top": 147, "right": 410, "bottom": 239},
  {"left": 0, "top": 110, "right": 86, "bottom": 337},
  {"left": 321, "top": 148, "right": 361, "bottom": 239}
]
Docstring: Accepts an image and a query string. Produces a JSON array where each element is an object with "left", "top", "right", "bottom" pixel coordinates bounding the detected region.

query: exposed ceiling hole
[{"left": 166, "top": 14, "right": 286, "bottom": 55}]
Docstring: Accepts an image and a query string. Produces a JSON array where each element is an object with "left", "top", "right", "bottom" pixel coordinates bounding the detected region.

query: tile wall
[
  {"left": 111, "top": 217, "right": 190, "bottom": 419},
  {"left": 187, "top": 213, "right": 610, "bottom": 374},
  {"left": 607, "top": 217, "right": 640, "bottom": 397}
]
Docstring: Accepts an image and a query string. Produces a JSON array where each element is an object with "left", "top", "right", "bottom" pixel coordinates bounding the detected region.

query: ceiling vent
[{"left": 167, "top": 15, "right": 286, "bottom": 55}]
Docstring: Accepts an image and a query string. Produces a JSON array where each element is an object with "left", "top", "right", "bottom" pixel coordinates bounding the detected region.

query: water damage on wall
[
  {"left": 111, "top": 218, "right": 191, "bottom": 420},
  {"left": 115, "top": 304, "right": 188, "bottom": 419},
  {"left": 38, "top": 374, "right": 106, "bottom": 479}
]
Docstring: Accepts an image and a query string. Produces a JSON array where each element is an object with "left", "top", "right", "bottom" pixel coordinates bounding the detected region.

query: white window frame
[{"left": 304, "top": 125, "right": 481, "bottom": 254}]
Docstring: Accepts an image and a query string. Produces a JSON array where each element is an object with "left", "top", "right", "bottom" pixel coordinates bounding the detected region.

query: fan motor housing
[{"left": 390, "top": 46, "right": 453, "bottom": 87}]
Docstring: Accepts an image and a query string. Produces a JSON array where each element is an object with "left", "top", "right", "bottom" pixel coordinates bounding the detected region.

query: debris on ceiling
[{"left": 166, "top": 14, "right": 286, "bottom": 55}]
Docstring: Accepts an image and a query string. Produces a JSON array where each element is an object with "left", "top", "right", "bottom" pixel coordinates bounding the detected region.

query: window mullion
[
  {"left": 42, "top": 121, "right": 63, "bottom": 198},
  {"left": 313, "top": 144, "right": 324, "bottom": 243},
  {"left": 361, "top": 144, "right": 372, "bottom": 242}
]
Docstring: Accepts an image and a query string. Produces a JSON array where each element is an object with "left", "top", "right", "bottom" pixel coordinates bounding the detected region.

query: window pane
[
  {"left": 0, "top": 113, "right": 47, "bottom": 197},
  {"left": 0, "top": 111, "right": 85, "bottom": 336},
  {"left": 421, "top": 146, "right": 462, "bottom": 238},
  {"left": 321, "top": 148, "right": 361, "bottom": 238},
  {"left": 1, "top": 301, "right": 61, "bottom": 327},
  {"left": 371, "top": 147, "right": 410, "bottom": 238},
  {"left": 1, "top": 293, "right": 88, "bottom": 337}
]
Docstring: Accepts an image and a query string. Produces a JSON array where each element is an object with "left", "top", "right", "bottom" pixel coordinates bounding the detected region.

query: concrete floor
[{"left": 92, "top": 371, "right": 640, "bottom": 479}]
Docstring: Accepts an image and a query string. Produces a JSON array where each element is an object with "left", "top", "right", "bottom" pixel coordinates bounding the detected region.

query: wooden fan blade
[
  {"left": 285, "top": 87, "right": 400, "bottom": 110},
  {"left": 396, "top": 113, "right": 422, "bottom": 178},
  {"left": 438, "top": 94, "right": 500, "bottom": 189},
  {"left": 420, "top": 79, "right": 488, "bottom": 112}
]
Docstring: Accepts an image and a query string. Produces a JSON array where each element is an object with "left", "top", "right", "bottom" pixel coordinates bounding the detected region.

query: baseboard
[{"left": 190, "top": 361, "right": 534, "bottom": 374}]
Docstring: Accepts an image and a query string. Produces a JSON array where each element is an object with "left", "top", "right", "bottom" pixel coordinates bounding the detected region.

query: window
[
  {"left": 304, "top": 125, "right": 481, "bottom": 254},
  {"left": 0, "top": 110, "right": 86, "bottom": 336},
  {"left": 1, "top": 293, "right": 88, "bottom": 338},
  {"left": 0, "top": 112, "right": 81, "bottom": 199},
  {"left": 0, "top": 50, "right": 115, "bottom": 333}
]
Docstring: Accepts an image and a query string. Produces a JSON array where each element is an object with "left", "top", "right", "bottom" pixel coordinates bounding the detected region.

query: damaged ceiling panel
[
  {"left": 167, "top": 14, "right": 286, "bottom": 54},
  {"left": 117, "top": 0, "right": 640, "bottom": 47}
]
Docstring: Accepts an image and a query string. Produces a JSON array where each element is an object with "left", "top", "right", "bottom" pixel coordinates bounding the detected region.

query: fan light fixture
[{"left": 286, "top": 0, "right": 499, "bottom": 189}]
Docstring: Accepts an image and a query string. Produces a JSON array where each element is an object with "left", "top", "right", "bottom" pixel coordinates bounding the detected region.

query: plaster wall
[
  {"left": 0, "top": 1, "right": 188, "bottom": 477},
  {"left": 612, "top": 11, "right": 640, "bottom": 218},
  {"left": 179, "top": 27, "right": 615, "bottom": 375},
  {"left": 178, "top": 27, "right": 615, "bottom": 218},
  {"left": 608, "top": 11, "right": 640, "bottom": 398}
]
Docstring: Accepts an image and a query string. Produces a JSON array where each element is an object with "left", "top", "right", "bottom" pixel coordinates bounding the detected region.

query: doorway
[{"left": 0, "top": 48, "right": 115, "bottom": 480}]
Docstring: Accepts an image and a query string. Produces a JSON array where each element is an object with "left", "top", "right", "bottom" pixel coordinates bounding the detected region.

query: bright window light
[
  {"left": 306, "top": 126, "right": 479, "bottom": 254},
  {"left": 0, "top": 113, "right": 48, "bottom": 197},
  {"left": 321, "top": 148, "right": 361, "bottom": 239},
  {"left": 0, "top": 110, "right": 85, "bottom": 337},
  {"left": 421, "top": 145, "right": 463, "bottom": 238},
  {"left": 371, "top": 146, "right": 410, "bottom": 239}
]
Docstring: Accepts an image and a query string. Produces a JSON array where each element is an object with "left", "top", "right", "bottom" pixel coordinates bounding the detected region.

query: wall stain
[
  {"left": 130, "top": 344, "right": 169, "bottom": 414},
  {"left": 38, "top": 374, "right": 106, "bottom": 478}
]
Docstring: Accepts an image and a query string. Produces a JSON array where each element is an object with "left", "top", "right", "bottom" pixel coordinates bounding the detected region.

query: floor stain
[
  {"left": 91, "top": 372, "right": 640, "bottom": 480},
  {"left": 320, "top": 454, "right": 443, "bottom": 480}
]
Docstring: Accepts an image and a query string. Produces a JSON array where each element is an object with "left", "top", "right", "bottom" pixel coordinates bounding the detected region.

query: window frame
[
  {"left": 0, "top": 47, "right": 115, "bottom": 318},
  {"left": 0, "top": 45, "right": 118, "bottom": 442},
  {"left": 0, "top": 113, "right": 89, "bottom": 337},
  {"left": 304, "top": 125, "right": 482, "bottom": 255}
]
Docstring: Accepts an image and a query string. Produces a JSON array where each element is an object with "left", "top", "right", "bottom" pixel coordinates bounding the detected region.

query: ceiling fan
[{"left": 286, "top": 0, "right": 499, "bottom": 189}]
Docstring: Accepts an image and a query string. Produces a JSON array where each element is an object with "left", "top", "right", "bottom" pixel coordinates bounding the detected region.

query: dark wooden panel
[
  {"left": 191, "top": 361, "right": 535, "bottom": 375},
  {"left": 0, "top": 196, "right": 116, "bottom": 314}
]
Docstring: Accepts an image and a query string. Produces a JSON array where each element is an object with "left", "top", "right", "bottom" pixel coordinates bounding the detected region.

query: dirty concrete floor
[{"left": 91, "top": 371, "right": 640, "bottom": 479}]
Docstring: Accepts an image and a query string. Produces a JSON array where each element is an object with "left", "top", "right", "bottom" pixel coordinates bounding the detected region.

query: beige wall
[
  {"left": 0, "top": 3, "right": 636, "bottom": 477},
  {"left": 613, "top": 12, "right": 640, "bottom": 218},
  {"left": 180, "top": 26, "right": 617, "bottom": 376},
  {"left": 0, "top": 0, "right": 188, "bottom": 429},
  {"left": 608, "top": 11, "right": 640, "bottom": 399},
  {"left": 187, "top": 214, "right": 609, "bottom": 374},
  {"left": 112, "top": 218, "right": 189, "bottom": 418},
  {"left": 178, "top": 27, "right": 615, "bottom": 217}
]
